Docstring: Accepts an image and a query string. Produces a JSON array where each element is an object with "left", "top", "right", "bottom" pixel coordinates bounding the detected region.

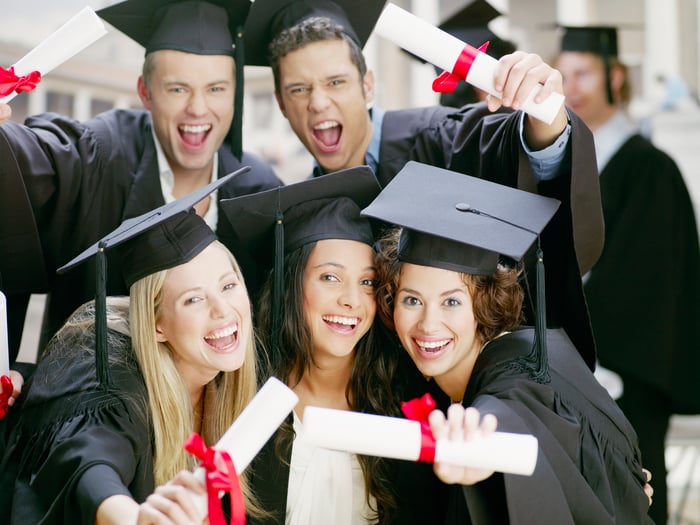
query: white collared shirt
[{"left": 151, "top": 128, "right": 219, "bottom": 230}]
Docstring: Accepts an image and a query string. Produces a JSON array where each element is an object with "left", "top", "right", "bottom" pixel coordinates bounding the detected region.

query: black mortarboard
[
  {"left": 439, "top": 0, "right": 503, "bottom": 47},
  {"left": 57, "top": 166, "right": 252, "bottom": 388},
  {"left": 560, "top": 26, "right": 618, "bottom": 105},
  {"left": 220, "top": 166, "right": 381, "bottom": 360},
  {"left": 244, "top": 0, "right": 387, "bottom": 66},
  {"left": 362, "top": 161, "right": 560, "bottom": 381},
  {"left": 97, "top": 0, "right": 252, "bottom": 158}
]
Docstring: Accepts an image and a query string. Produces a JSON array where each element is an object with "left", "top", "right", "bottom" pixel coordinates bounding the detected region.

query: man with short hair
[{"left": 0, "top": 0, "right": 282, "bottom": 360}]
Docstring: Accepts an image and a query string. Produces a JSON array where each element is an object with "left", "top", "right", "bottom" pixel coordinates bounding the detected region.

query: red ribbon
[
  {"left": 184, "top": 432, "right": 246, "bottom": 525},
  {"left": 0, "top": 374, "right": 13, "bottom": 419},
  {"left": 0, "top": 66, "right": 41, "bottom": 97},
  {"left": 432, "top": 41, "right": 490, "bottom": 94},
  {"left": 401, "top": 393, "right": 437, "bottom": 463}
]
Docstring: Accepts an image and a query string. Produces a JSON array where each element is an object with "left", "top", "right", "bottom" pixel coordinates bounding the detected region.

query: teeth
[
  {"left": 180, "top": 124, "right": 211, "bottom": 133},
  {"left": 416, "top": 339, "right": 450, "bottom": 349},
  {"left": 313, "top": 121, "right": 339, "bottom": 130},
  {"left": 322, "top": 315, "right": 359, "bottom": 326},
  {"left": 205, "top": 324, "right": 238, "bottom": 340}
]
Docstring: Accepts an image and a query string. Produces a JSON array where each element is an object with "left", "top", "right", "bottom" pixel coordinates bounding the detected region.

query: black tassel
[
  {"left": 532, "top": 243, "right": 550, "bottom": 382},
  {"left": 271, "top": 209, "right": 284, "bottom": 365},
  {"left": 95, "top": 242, "right": 111, "bottom": 389},
  {"left": 231, "top": 25, "right": 244, "bottom": 161}
]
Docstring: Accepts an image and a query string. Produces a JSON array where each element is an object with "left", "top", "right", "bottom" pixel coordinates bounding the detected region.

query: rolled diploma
[
  {"left": 0, "top": 7, "right": 108, "bottom": 104},
  {"left": 0, "top": 291, "right": 9, "bottom": 376},
  {"left": 192, "top": 376, "right": 298, "bottom": 517},
  {"left": 302, "top": 406, "right": 538, "bottom": 476},
  {"left": 374, "top": 3, "right": 564, "bottom": 125}
]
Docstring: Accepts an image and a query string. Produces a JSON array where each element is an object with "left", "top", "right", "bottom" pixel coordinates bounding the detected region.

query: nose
[
  {"left": 209, "top": 294, "right": 231, "bottom": 319},
  {"left": 186, "top": 90, "right": 208, "bottom": 117},
  {"left": 417, "top": 305, "right": 440, "bottom": 333},
  {"left": 308, "top": 86, "right": 331, "bottom": 113},
  {"left": 338, "top": 283, "right": 361, "bottom": 309}
]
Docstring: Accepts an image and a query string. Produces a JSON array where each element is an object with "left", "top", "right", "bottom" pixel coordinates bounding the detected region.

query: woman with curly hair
[{"left": 365, "top": 161, "right": 653, "bottom": 525}]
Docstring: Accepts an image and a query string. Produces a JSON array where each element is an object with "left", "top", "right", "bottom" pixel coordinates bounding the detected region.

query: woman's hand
[
  {"left": 428, "top": 404, "right": 498, "bottom": 485},
  {"left": 136, "top": 470, "right": 207, "bottom": 524}
]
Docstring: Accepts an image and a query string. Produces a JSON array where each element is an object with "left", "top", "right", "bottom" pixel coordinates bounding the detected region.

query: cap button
[{"left": 455, "top": 202, "right": 471, "bottom": 212}]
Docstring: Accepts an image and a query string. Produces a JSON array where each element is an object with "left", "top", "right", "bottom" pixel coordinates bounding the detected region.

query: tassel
[
  {"left": 532, "top": 242, "right": 550, "bottom": 382},
  {"left": 95, "top": 242, "right": 111, "bottom": 389},
  {"left": 231, "top": 25, "right": 244, "bottom": 161},
  {"left": 271, "top": 209, "right": 284, "bottom": 365}
]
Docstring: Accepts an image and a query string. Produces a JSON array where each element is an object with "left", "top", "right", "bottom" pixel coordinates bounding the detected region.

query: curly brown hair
[{"left": 375, "top": 228, "right": 525, "bottom": 342}]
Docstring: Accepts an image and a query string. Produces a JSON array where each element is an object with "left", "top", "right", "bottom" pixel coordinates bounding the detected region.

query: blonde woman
[{"left": 1, "top": 181, "right": 260, "bottom": 524}]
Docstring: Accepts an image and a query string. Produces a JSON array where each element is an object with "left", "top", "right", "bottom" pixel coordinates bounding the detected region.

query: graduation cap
[
  {"left": 97, "top": 0, "right": 253, "bottom": 158},
  {"left": 220, "top": 166, "right": 381, "bottom": 361},
  {"left": 361, "top": 161, "right": 560, "bottom": 381},
  {"left": 244, "top": 0, "right": 387, "bottom": 66},
  {"left": 559, "top": 25, "right": 618, "bottom": 105},
  {"left": 57, "top": 165, "right": 252, "bottom": 389}
]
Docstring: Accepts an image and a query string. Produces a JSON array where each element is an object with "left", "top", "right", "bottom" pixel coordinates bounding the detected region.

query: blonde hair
[{"left": 129, "top": 241, "right": 260, "bottom": 507}]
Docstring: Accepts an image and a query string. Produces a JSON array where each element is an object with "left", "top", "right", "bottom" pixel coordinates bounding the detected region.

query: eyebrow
[
  {"left": 398, "top": 287, "right": 465, "bottom": 297},
  {"left": 310, "top": 261, "right": 377, "bottom": 272}
]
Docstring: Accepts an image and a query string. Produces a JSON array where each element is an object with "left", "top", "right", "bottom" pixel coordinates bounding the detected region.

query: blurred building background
[{"left": 3, "top": 2, "right": 699, "bottom": 522}]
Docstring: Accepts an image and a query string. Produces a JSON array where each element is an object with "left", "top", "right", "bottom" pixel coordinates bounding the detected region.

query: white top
[
  {"left": 287, "top": 411, "right": 376, "bottom": 525},
  {"left": 592, "top": 110, "right": 638, "bottom": 172},
  {"left": 150, "top": 127, "right": 219, "bottom": 230}
]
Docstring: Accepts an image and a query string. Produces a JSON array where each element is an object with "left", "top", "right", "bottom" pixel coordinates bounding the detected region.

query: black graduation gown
[
  {"left": 0, "top": 109, "right": 282, "bottom": 357},
  {"left": 376, "top": 104, "right": 602, "bottom": 368},
  {"left": 439, "top": 328, "right": 652, "bottom": 525},
  {"left": 583, "top": 134, "right": 700, "bottom": 414},
  {"left": 0, "top": 322, "right": 153, "bottom": 525}
]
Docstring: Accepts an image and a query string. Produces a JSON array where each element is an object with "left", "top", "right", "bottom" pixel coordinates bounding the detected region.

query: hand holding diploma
[
  {"left": 184, "top": 376, "right": 299, "bottom": 523},
  {"left": 302, "top": 400, "right": 538, "bottom": 478},
  {"left": 374, "top": 3, "right": 565, "bottom": 126}
]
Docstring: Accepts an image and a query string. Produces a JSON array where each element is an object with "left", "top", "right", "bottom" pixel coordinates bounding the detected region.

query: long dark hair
[{"left": 256, "top": 241, "right": 399, "bottom": 522}]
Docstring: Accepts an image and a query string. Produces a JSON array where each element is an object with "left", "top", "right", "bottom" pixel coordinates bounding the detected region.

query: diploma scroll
[
  {"left": 302, "top": 406, "right": 538, "bottom": 476},
  {"left": 1, "top": 7, "right": 108, "bottom": 104},
  {"left": 0, "top": 291, "right": 12, "bottom": 419},
  {"left": 191, "top": 376, "right": 299, "bottom": 518},
  {"left": 374, "top": 3, "right": 564, "bottom": 125}
]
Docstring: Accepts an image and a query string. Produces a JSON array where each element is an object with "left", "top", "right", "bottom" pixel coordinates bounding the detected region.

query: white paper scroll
[
  {"left": 302, "top": 406, "right": 538, "bottom": 476},
  {"left": 1, "top": 7, "right": 108, "bottom": 104},
  {"left": 192, "top": 376, "right": 298, "bottom": 517},
  {"left": 0, "top": 291, "right": 9, "bottom": 377},
  {"left": 374, "top": 3, "right": 565, "bottom": 125}
]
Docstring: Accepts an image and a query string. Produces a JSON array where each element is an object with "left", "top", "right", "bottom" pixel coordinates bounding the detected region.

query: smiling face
[
  {"left": 393, "top": 263, "right": 482, "bottom": 401},
  {"left": 302, "top": 239, "right": 377, "bottom": 363},
  {"left": 137, "top": 49, "right": 235, "bottom": 179},
  {"left": 275, "top": 39, "right": 374, "bottom": 173},
  {"left": 155, "top": 242, "right": 251, "bottom": 389}
]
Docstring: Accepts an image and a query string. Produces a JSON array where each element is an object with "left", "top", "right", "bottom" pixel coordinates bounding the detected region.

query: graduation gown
[
  {"left": 0, "top": 109, "right": 282, "bottom": 356},
  {"left": 583, "top": 134, "right": 700, "bottom": 413},
  {"left": 0, "top": 311, "right": 153, "bottom": 525},
  {"left": 437, "top": 328, "right": 652, "bottom": 525},
  {"left": 376, "top": 104, "right": 602, "bottom": 368}
]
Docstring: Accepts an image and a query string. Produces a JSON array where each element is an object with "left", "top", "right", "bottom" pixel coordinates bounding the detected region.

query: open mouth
[
  {"left": 312, "top": 120, "right": 342, "bottom": 152},
  {"left": 204, "top": 323, "right": 239, "bottom": 351},
  {"left": 322, "top": 314, "right": 359, "bottom": 333},
  {"left": 414, "top": 338, "right": 451, "bottom": 355},
  {"left": 179, "top": 123, "right": 212, "bottom": 147}
]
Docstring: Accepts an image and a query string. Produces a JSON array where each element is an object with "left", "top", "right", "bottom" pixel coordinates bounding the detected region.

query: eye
[
  {"left": 360, "top": 278, "right": 376, "bottom": 288},
  {"left": 184, "top": 296, "right": 203, "bottom": 305},
  {"left": 401, "top": 295, "right": 421, "bottom": 307},
  {"left": 329, "top": 78, "right": 345, "bottom": 87},
  {"left": 168, "top": 86, "right": 186, "bottom": 94},
  {"left": 444, "top": 297, "right": 462, "bottom": 307},
  {"left": 210, "top": 85, "right": 227, "bottom": 93},
  {"left": 288, "top": 85, "right": 308, "bottom": 96},
  {"left": 223, "top": 281, "right": 238, "bottom": 292},
  {"left": 320, "top": 273, "right": 339, "bottom": 282}
]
